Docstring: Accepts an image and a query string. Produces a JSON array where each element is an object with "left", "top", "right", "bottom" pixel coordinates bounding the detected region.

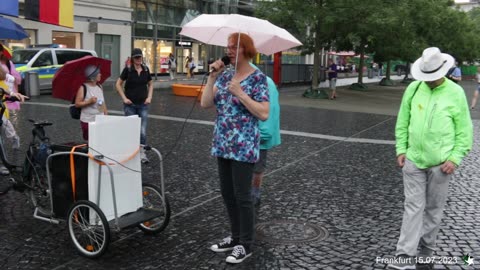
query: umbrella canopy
[
  {"left": 179, "top": 14, "right": 302, "bottom": 55},
  {"left": 0, "top": 16, "right": 28, "bottom": 40},
  {"left": 52, "top": 56, "right": 111, "bottom": 101}
]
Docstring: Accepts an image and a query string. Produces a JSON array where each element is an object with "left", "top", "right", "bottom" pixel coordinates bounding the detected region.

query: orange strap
[
  {"left": 69, "top": 144, "right": 87, "bottom": 201},
  {"left": 87, "top": 146, "right": 141, "bottom": 166}
]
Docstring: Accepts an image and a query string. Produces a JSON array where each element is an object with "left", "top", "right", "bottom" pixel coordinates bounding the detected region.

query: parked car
[{"left": 12, "top": 47, "right": 97, "bottom": 93}]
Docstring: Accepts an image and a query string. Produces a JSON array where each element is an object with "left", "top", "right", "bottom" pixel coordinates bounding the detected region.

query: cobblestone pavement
[{"left": 0, "top": 85, "right": 478, "bottom": 270}]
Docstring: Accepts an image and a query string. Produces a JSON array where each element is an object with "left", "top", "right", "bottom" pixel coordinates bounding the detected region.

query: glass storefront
[
  {"left": 131, "top": 0, "right": 251, "bottom": 75},
  {"left": 5, "top": 29, "right": 36, "bottom": 50},
  {"left": 131, "top": 0, "right": 304, "bottom": 74},
  {"left": 52, "top": 32, "right": 82, "bottom": 49},
  {"left": 133, "top": 38, "right": 208, "bottom": 75}
]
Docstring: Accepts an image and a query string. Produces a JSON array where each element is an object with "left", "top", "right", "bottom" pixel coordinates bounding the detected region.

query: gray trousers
[{"left": 395, "top": 159, "right": 451, "bottom": 256}]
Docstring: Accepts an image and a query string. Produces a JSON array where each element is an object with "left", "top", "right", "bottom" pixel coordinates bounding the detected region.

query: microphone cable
[
  {"left": 161, "top": 57, "right": 230, "bottom": 161},
  {"left": 160, "top": 73, "right": 210, "bottom": 161}
]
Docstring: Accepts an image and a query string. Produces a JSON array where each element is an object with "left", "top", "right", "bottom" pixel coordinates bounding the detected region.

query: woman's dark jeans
[{"left": 217, "top": 157, "right": 255, "bottom": 248}]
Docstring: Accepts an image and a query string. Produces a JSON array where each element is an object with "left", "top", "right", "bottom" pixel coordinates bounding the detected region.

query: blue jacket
[{"left": 260, "top": 76, "right": 281, "bottom": 150}]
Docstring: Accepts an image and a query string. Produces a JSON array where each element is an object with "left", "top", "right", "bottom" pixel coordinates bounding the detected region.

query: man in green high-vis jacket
[{"left": 389, "top": 47, "right": 473, "bottom": 270}]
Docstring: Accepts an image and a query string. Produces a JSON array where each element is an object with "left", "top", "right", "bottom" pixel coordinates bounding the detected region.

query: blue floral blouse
[{"left": 211, "top": 69, "right": 269, "bottom": 163}]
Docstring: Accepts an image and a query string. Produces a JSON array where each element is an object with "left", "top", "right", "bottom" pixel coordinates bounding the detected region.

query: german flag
[{"left": 25, "top": 0, "right": 74, "bottom": 28}]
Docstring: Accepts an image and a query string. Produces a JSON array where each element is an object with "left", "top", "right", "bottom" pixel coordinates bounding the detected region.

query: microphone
[{"left": 208, "top": 56, "right": 231, "bottom": 74}]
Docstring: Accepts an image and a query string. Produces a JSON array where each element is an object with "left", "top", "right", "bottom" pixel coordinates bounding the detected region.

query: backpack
[
  {"left": 445, "top": 67, "right": 459, "bottom": 83},
  {"left": 69, "top": 84, "right": 87, "bottom": 120}
]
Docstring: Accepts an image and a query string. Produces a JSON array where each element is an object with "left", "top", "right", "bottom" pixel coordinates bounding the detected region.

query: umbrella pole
[{"left": 234, "top": 32, "right": 241, "bottom": 73}]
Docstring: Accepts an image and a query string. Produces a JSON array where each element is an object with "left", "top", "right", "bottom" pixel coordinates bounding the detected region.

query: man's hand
[
  {"left": 440, "top": 161, "right": 456, "bottom": 174},
  {"left": 144, "top": 97, "right": 152, "bottom": 105},
  {"left": 397, "top": 154, "right": 406, "bottom": 168}
]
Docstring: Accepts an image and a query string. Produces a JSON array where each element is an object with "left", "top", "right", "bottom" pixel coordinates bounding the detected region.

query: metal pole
[{"left": 153, "top": 23, "right": 158, "bottom": 81}]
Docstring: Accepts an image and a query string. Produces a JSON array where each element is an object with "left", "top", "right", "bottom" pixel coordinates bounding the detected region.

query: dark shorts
[{"left": 253, "top": 150, "right": 268, "bottom": 173}]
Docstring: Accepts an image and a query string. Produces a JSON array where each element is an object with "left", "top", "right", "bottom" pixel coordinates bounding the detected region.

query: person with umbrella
[
  {"left": 202, "top": 33, "right": 269, "bottom": 264},
  {"left": 115, "top": 48, "right": 153, "bottom": 163},
  {"left": 74, "top": 65, "right": 108, "bottom": 141}
]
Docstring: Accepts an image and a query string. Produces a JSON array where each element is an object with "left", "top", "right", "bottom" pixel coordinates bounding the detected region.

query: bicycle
[
  {"left": 0, "top": 89, "right": 171, "bottom": 258},
  {"left": 0, "top": 91, "right": 51, "bottom": 215}
]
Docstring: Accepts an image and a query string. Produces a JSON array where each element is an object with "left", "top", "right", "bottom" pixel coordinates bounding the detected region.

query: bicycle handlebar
[{"left": 0, "top": 88, "right": 30, "bottom": 120}]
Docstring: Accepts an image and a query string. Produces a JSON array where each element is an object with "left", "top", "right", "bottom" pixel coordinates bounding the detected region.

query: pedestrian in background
[
  {"left": 115, "top": 48, "right": 153, "bottom": 163},
  {"left": 189, "top": 57, "right": 196, "bottom": 79},
  {"left": 125, "top": 56, "right": 131, "bottom": 69},
  {"left": 249, "top": 64, "right": 281, "bottom": 207},
  {"left": 202, "top": 33, "right": 269, "bottom": 264},
  {"left": 470, "top": 66, "right": 480, "bottom": 109},
  {"left": 445, "top": 60, "right": 462, "bottom": 83},
  {"left": 326, "top": 59, "right": 338, "bottom": 99},
  {"left": 185, "top": 56, "right": 191, "bottom": 78},
  {"left": 75, "top": 65, "right": 107, "bottom": 141},
  {"left": 168, "top": 53, "right": 176, "bottom": 80},
  {"left": 389, "top": 47, "right": 473, "bottom": 270}
]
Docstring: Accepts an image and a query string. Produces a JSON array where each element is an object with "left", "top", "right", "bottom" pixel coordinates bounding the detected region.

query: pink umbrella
[{"left": 179, "top": 14, "right": 302, "bottom": 56}]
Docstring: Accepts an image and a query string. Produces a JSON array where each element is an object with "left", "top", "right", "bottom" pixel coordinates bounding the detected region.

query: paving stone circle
[{"left": 255, "top": 219, "right": 329, "bottom": 245}]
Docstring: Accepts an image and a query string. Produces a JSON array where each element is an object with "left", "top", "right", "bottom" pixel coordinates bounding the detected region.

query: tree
[
  {"left": 369, "top": 0, "right": 421, "bottom": 84},
  {"left": 256, "top": 0, "right": 334, "bottom": 91}
]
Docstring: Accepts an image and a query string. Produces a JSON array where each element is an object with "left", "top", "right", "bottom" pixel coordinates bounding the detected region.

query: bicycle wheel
[
  {"left": 137, "top": 183, "right": 171, "bottom": 235},
  {"left": 67, "top": 200, "right": 110, "bottom": 259},
  {"left": 26, "top": 151, "right": 51, "bottom": 216}
]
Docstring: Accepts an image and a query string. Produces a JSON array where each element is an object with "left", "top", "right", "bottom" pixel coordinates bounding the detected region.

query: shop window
[
  {"left": 7, "top": 29, "right": 36, "bottom": 49},
  {"left": 52, "top": 32, "right": 81, "bottom": 49}
]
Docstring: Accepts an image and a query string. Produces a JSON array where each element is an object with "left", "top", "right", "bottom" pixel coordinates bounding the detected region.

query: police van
[{"left": 12, "top": 45, "right": 97, "bottom": 93}]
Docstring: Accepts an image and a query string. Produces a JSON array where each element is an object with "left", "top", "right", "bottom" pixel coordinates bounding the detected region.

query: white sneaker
[
  {"left": 210, "top": 236, "right": 237, "bottom": 252},
  {"left": 0, "top": 165, "right": 9, "bottom": 176}
]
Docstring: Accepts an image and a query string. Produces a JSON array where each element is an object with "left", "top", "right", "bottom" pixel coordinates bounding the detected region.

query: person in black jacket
[{"left": 115, "top": 48, "right": 153, "bottom": 163}]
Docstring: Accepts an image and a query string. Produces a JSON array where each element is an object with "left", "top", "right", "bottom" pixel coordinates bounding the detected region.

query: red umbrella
[{"left": 52, "top": 56, "right": 111, "bottom": 101}]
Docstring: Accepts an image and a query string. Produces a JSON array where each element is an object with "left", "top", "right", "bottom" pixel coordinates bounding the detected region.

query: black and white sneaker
[
  {"left": 226, "top": 245, "right": 252, "bottom": 264},
  {"left": 210, "top": 236, "right": 238, "bottom": 252}
]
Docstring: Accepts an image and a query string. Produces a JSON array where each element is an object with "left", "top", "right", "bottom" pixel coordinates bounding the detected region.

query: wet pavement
[{"left": 0, "top": 79, "right": 478, "bottom": 269}]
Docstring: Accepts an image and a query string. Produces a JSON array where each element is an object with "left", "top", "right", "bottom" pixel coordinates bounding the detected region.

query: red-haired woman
[{"left": 201, "top": 33, "right": 269, "bottom": 264}]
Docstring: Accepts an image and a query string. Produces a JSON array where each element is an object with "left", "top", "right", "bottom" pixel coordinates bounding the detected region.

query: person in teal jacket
[
  {"left": 389, "top": 47, "right": 473, "bottom": 270},
  {"left": 250, "top": 63, "right": 281, "bottom": 206}
]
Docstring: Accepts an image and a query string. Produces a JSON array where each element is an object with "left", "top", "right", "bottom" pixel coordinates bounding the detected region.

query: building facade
[
  {"left": 6, "top": 0, "right": 132, "bottom": 78},
  {"left": 131, "top": 0, "right": 259, "bottom": 77},
  {"left": 5, "top": 0, "right": 304, "bottom": 79}
]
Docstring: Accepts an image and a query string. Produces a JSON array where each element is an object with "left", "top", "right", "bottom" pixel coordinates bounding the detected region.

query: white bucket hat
[{"left": 411, "top": 47, "right": 454, "bottom": 81}]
